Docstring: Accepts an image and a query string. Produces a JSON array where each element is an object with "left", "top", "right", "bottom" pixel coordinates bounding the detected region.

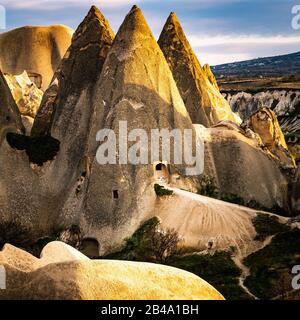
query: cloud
[
  {"left": 189, "top": 34, "right": 300, "bottom": 47},
  {"left": 191, "top": 35, "right": 300, "bottom": 65},
  {"left": 2, "top": 0, "right": 140, "bottom": 10}
]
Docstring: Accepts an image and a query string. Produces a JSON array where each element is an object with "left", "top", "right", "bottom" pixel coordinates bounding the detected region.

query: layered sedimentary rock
[
  {"left": 158, "top": 13, "right": 240, "bottom": 126},
  {"left": 4, "top": 71, "right": 43, "bottom": 134},
  {"left": 0, "top": 25, "right": 73, "bottom": 90},
  {"left": 0, "top": 242, "right": 224, "bottom": 300},
  {"left": 247, "top": 108, "right": 295, "bottom": 168},
  {"left": 32, "top": 6, "right": 114, "bottom": 137}
]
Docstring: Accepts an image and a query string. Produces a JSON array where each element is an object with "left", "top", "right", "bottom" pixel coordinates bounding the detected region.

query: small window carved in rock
[{"left": 113, "top": 190, "right": 119, "bottom": 199}]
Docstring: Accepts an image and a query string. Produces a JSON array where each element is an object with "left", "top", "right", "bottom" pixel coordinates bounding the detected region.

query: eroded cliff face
[
  {"left": 247, "top": 108, "right": 296, "bottom": 168},
  {"left": 224, "top": 90, "right": 300, "bottom": 141},
  {"left": 224, "top": 90, "right": 300, "bottom": 156}
]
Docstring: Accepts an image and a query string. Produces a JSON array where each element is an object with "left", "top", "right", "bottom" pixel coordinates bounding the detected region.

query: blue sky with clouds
[{"left": 1, "top": 0, "right": 300, "bottom": 65}]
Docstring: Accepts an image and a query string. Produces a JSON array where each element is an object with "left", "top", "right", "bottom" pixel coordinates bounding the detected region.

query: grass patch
[
  {"left": 253, "top": 213, "right": 291, "bottom": 241},
  {"left": 6, "top": 132, "right": 60, "bottom": 166},
  {"left": 244, "top": 229, "right": 300, "bottom": 299}
]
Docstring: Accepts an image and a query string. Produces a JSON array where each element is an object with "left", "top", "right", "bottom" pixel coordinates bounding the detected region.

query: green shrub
[
  {"left": 253, "top": 213, "right": 291, "bottom": 241},
  {"left": 244, "top": 229, "right": 300, "bottom": 299},
  {"left": 154, "top": 184, "right": 173, "bottom": 197}
]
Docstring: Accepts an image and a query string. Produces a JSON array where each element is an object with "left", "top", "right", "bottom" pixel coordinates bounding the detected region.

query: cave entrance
[
  {"left": 154, "top": 162, "right": 169, "bottom": 183},
  {"left": 81, "top": 238, "right": 100, "bottom": 258}
]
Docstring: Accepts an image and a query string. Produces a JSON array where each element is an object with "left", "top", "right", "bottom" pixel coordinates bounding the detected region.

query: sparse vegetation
[
  {"left": 244, "top": 229, "right": 300, "bottom": 299},
  {"left": 252, "top": 213, "right": 290, "bottom": 241},
  {"left": 104, "top": 218, "right": 252, "bottom": 300},
  {"left": 169, "top": 252, "right": 252, "bottom": 300},
  {"left": 104, "top": 217, "right": 181, "bottom": 263},
  {"left": 198, "top": 175, "right": 219, "bottom": 198},
  {"left": 6, "top": 133, "right": 60, "bottom": 166},
  {"left": 154, "top": 184, "right": 173, "bottom": 197}
]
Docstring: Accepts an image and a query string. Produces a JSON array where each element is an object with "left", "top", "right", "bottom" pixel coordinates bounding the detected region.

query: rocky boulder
[
  {"left": 0, "top": 242, "right": 224, "bottom": 300},
  {"left": 248, "top": 107, "right": 296, "bottom": 168},
  {"left": 0, "top": 25, "right": 73, "bottom": 90}
]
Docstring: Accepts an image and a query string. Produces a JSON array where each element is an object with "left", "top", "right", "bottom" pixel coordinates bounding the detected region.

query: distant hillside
[{"left": 212, "top": 51, "right": 300, "bottom": 78}]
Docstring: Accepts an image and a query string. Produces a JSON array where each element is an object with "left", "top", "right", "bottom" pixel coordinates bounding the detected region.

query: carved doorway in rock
[{"left": 154, "top": 162, "right": 169, "bottom": 183}]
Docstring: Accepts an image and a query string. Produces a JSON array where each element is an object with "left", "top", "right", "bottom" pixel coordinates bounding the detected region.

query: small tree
[{"left": 137, "top": 224, "right": 181, "bottom": 264}]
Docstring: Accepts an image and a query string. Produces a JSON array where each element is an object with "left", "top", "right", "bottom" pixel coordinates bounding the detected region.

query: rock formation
[
  {"left": 224, "top": 90, "right": 300, "bottom": 163},
  {"left": 0, "top": 6, "right": 292, "bottom": 262},
  {"left": 0, "top": 25, "right": 73, "bottom": 90},
  {"left": 247, "top": 108, "right": 296, "bottom": 168},
  {"left": 0, "top": 70, "right": 24, "bottom": 138},
  {"left": 31, "top": 6, "right": 114, "bottom": 137},
  {"left": 4, "top": 71, "right": 43, "bottom": 134},
  {"left": 0, "top": 241, "right": 224, "bottom": 300},
  {"left": 78, "top": 5, "right": 199, "bottom": 251},
  {"left": 158, "top": 12, "right": 240, "bottom": 126},
  {"left": 194, "top": 124, "right": 289, "bottom": 210},
  {"left": 154, "top": 187, "right": 290, "bottom": 251},
  {"left": 203, "top": 64, "right": 220, "bottom": 90}
]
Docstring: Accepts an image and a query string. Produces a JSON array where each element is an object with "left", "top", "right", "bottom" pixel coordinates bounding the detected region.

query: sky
[{"left": 0, "top": 0, "right": 300, "bottom": 65}]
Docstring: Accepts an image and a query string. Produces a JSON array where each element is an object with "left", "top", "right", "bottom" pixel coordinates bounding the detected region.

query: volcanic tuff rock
[
  {"left": 158, "top": 12, "right": 240, "bottom": 126},
  {"left": 248, "top": 108, "right": 296, "bottom": 168},
  {"left": 4, "top": 71, "right": 43, "bottom": 134},
  {"left": 194, "top": 125, "right": 289, "bottom": 210},
  {"left": 0, "top": 5, "right": 292, "bottom": 257},
  {"left": 0, "top": 25, "right": 73, "bottom": 90},
  {"left": 32, "top": 6, "right": 115, "bottom": 137},
  {"left": 80, "top": 5, "right": 199, "bottom": 252},
  {"left": 0, "top": 7, "right": 114, "bottom": 242},
  {"left": 0, "top": 70, "right": 24, "bottom": 139},
  {"left": 203, "top": 64, "right": 220, "bottom": 91},
  {"left": 0, "top": 242, "right": 224, "bottom": 300}
]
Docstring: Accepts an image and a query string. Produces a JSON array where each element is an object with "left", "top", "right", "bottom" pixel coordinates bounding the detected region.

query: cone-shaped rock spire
[
  {"left": 84, "top": 6, "right": 197, "bottom": 252},
  {"left": 158, "top": 12, "right": 240, "bottom": 126},
  {"left": 32, "top": 5, "right": 114, "bottom": 137}
]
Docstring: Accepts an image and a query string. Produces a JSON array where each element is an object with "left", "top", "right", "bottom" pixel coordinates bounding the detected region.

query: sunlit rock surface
[
  {"left": 0, "top": 242, "right": 224, "bottom": 300},
  {"left": 4, "top": 71, "right": 43, "bottom": 134},
  {"left": 0, "top": 25, "right": 73, "bottom": 90},
  {"left": 32, "top": 6, "right": 114, "bottom": 137},
  {"left": 158, "top": 13, "right": 241, "bottom": 126},
  {"left": 247, "top": 108, "right": 296, "bottom": 168}
]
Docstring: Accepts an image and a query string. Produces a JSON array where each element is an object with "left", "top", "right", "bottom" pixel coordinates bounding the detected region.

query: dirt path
[{"left": 232, "top": 235, "right": 275, "bottom": 300}]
